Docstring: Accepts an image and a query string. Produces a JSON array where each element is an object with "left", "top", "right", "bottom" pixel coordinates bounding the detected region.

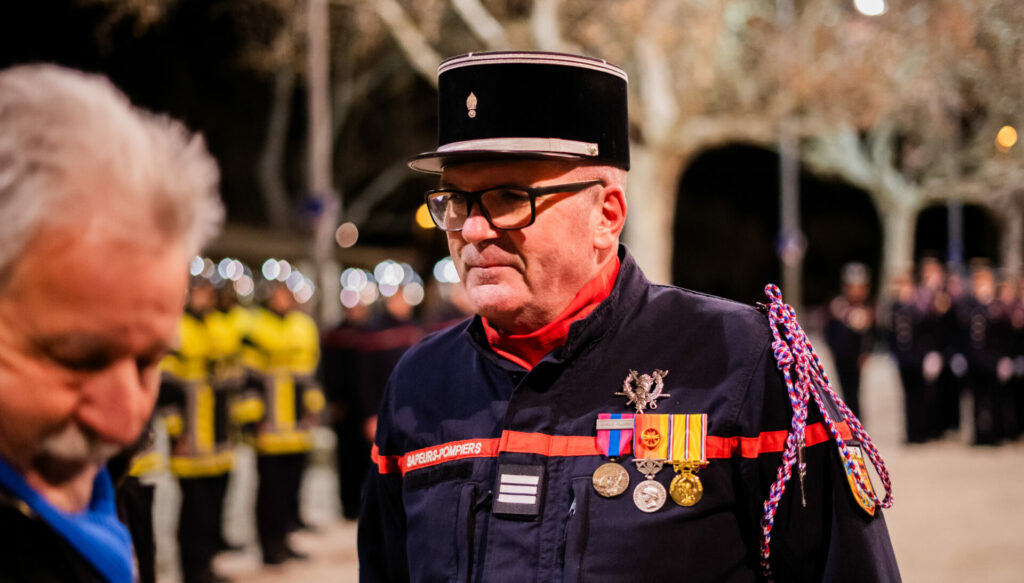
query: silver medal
[{"left": 633, "top": 479, "right": 667, "bottom": 512}]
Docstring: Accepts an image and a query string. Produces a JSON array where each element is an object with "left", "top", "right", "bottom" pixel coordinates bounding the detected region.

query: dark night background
[{"left": 0, "top": 0, "right": 1000, "bottom": 307}]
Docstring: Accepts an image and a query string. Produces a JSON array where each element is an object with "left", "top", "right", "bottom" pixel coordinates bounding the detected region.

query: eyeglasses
[{"left": 424, "top": 179, "right": 605, "bottom": 232}]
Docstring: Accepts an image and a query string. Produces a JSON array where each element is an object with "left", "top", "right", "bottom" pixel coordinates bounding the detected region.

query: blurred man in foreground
[
  {"left": 358, "top": 52, "right": 900, "bottom": 582},
  {"left": 0, "top": 64, "right": 223, "bottom": 581}
]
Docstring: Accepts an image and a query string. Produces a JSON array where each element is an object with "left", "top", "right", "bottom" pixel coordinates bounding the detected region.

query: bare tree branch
[
  {"left": 345, "top": 160, "right": 414, "bottom": 228},
  {"left": 368, "top": 0, "right": 442, "bottom": 87},
  {"left": 451, "top": 0, "right": 510, "bottom": 50},
  {"left": 257, "top": 65, "right": 298, "bottom": 230}
]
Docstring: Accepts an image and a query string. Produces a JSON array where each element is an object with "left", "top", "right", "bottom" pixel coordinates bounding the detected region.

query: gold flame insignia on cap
[{"left": 466, "top": 92, "right": 478, "bottom": 118}]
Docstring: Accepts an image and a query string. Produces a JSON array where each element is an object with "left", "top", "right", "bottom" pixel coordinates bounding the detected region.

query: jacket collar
[{"left": 467, "top": 245, "right": 648, "bottom": 369}]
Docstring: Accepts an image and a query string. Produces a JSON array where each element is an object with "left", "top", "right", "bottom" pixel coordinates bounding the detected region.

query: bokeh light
[
  {"left": 276, "top": 260, "right": 292, "bottom": 282},
  {"left": 996, "top": 125, "right": 1017, "bottom": 152},
  {"left": 335, "top": 222, "right": 359, "bottom": 248},
  {"left": 415, "top": 203, "right": 436, "bottom": 229},
  {"left": 262, "top": 258, "right": 281, "bottom": 281},
  {"left": 403, "top": 281, "right": 425, "bottom": 306},
  {"left": 433, "top": 257, "right": 460, "bottom": 283},
  {"left": 853, "top": 0, "right": 886, "bottom": 16}
]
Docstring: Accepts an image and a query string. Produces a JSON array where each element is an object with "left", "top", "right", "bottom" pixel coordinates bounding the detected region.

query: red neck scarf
[{"left": 482, "top": 256, "right": 620, "bottom": 370}]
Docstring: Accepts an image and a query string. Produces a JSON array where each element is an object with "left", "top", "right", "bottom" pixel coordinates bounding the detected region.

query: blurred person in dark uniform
[
  {"left": 954, "top": 261, "right": 1008, "bottom": 445},
  {"left": 943, "top": 267, "right": 970, "bottom": 433},
  {"left": 240, "top": 281, "right": 324, "bottom": 564},
  {"left": 357, "top": 290, "right": 424, "bottom": 445},
  {"left": 0, "top": 65, "right": 222, "bottom": 581},
  {"left": 914, "top": 257, "right": 953, "bottom": 439},
  {"left": 824, "top": 263, "right": 875, "bottom": 421},
  {"left": 887, "top": 272, "right": 931, "bottom": 443},
  {"left": 319, "top": 301, "right": 372, "bottom": 519},
  {"left": 160, "top": 277, "right": 238, "bottom": 583},
  {"left": 993, "top": 274, "right": 1020, "bottom": 439},
  {"left": 1011, "top": 278, "right": 1024, "bottom": 439}
]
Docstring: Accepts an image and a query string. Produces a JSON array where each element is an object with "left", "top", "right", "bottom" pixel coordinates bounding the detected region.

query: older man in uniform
[
  {"left": 0, "top": 65, "right": 223, "bottom": 581},
  {"left": 358, "top": 52, "right": 900, "bottom": 582}
]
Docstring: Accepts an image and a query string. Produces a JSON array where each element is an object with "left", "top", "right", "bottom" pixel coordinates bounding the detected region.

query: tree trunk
[
  {"left": 878, "top": 198, "right": 917, "bottom": 301},
  {"left": 308, "top": 0, "right": 339, "bottom": 326},
  {"left": 623, "top": 144, "right": 685, "bottom": 285},
  {"left": 1000, "top": 202, "right": 1023, "bottom": 276},
  {"left": 257, "top": 66, "right": 296, "bottom": 231}
]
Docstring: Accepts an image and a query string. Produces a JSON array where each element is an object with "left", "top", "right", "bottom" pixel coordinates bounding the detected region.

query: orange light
[
  {"left": 415, "top": 204, "right": 436, "bottom": 229},
  {"left": 996, "top": 125, "right": 1017, "bottom": 152}
]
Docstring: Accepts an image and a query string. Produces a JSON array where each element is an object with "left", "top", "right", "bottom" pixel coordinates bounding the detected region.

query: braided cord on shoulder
[{"left": 758, "top": 284, "right": 893, "bottom": 580}]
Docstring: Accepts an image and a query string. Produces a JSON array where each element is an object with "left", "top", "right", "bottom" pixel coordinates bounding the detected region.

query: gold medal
[
  {"left": 592, "top": 462, "right": 629, "bottom": 498},
  {"left": 669, "top": 467, "right": 703, "bottom": 507}
]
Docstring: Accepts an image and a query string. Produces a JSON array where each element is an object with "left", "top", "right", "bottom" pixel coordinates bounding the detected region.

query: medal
[
  {"left": 632, "top": 459, "right": 666, "bottom": 512},
  {"left": 593, "top": 413, "right": 634, "bottom": 498},
  {"left": 632, "top": 415, "right": 670, "bottom": 512},
  {"left": 669, "top": 462, "right": 703, "bottom": 506},
  {"left": 593, "top": 462, "right": 630, "bottom": 497},
  {"left": 633, "top": 479, "right": 667, "bottom": 512},
  {"left": 667, "top": 413, "right": 709, "bottom": 507}
]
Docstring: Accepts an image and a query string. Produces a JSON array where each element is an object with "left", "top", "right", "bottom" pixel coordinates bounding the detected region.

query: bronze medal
[
  {"left": 592, "top": 462, "right": 629, "bottom": 498},
  {"left": 669, "top": 470, "right": 703, "bottom": 507}
]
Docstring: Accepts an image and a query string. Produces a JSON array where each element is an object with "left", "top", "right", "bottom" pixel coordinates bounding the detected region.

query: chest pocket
[
  {"left": 559, "top": 464, "right": 754, "bottom": 583},
  {"left": 403, "top": 466, "right": 486, "bottom": 583},
  {"left": 561, "top": 478, "right": 591, "bottom": 583}
]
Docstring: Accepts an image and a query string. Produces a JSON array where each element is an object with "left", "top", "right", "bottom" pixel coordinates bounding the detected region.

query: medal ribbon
[
  {"left": 596, "top": 413, "right": 634, "bottom": 457},
  {"left": 669, "top": 414, "right": 707, "bottom": 464},
  {"left": 633, "top": 414, "right": 670, "bottom": 459}
]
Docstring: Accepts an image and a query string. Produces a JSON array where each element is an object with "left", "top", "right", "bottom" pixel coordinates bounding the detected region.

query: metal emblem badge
[
  {"left": 592, "top": 462, "right": 629, "bottom": 498},
  {"left": 616, "top": 369, "right": 669, "bottom": 413},
  {"left": 466, "top": 92, "right": 478, "bottom": 118},
  {"left": 640, "top": 427, "right": 662, "bottom": 449}
]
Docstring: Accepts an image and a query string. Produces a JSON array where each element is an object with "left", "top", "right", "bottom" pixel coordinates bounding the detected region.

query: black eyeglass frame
[{"left": 424, "top": 179, "right": 606, "bottom": 232}]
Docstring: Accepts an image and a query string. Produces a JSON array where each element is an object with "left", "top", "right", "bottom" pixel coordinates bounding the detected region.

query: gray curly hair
[{"left": 0, "top": 64, "right": 224, "bottom": 286}]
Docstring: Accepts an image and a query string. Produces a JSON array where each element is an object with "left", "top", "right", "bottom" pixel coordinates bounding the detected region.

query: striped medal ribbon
[
  {"left": 631, "top": 414, "right": 670, "bottom": 512},
  {"left": 593, "top": 413, "right": 634, "bottom": 498},
  {"left": 668, "top": 413, "right": 709, "bottom": 507}
]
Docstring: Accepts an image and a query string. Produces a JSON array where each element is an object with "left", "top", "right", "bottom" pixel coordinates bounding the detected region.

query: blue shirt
[{"left": 0, "top": 456, "right": 134, "bottom": 582}]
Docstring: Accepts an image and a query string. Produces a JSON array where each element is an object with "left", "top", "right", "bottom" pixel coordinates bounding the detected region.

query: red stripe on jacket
[{"left": 372, "top": 421, "right": 852, "bottom": 475}]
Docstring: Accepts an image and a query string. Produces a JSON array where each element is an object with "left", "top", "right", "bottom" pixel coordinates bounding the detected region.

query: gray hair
[{"left": 0, "top": 64, "right": 224, "bottom": 284}]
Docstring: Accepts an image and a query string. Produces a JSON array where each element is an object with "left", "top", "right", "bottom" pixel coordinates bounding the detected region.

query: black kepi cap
[{"left": 408, "top": 51, "right": 630, "bottom": 174}]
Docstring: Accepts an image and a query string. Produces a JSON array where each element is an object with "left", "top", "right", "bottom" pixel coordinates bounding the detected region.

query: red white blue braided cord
[{"left": 758, "top": 284, "right": 893, "bottom": 579}]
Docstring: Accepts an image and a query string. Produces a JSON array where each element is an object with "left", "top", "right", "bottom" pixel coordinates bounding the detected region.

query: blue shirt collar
[{"left": 0, "top": 455, "right": 134, "bottom": 583}]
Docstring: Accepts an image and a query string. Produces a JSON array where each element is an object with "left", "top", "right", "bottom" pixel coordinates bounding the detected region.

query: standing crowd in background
[
  {"left": 825, "top": 258, "right": 1024, "bottom": 448},
  {"left": 116, "top": 260, "right": 471, "bottom": 583}
]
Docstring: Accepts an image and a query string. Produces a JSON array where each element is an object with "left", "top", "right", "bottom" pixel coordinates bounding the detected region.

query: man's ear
[{"left": 593, "top": 184, "right": 627, "bottom": 251}]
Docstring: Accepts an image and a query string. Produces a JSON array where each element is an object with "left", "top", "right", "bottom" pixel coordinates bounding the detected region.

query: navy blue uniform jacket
[{"left": 359, "top": 247, "right": 900, "bottom": 582}]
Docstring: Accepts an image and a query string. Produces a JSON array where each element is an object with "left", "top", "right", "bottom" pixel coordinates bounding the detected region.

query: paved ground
[{"left": 152, "top": 349, "right": 1024, "bottom": 582}]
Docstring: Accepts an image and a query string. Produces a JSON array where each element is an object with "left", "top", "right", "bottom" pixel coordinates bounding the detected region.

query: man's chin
[{"left": 30, "top": 454, "right": 101, "bottom": 487}]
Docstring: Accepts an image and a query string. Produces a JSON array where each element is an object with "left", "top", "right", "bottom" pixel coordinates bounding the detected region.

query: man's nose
[
  {"left": 75, "top": 359, "right": 154, "bottom": 446},
  {"left": 460, "top": 204, "right": 500, "bottom": 243}
]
